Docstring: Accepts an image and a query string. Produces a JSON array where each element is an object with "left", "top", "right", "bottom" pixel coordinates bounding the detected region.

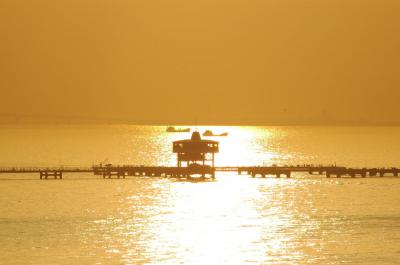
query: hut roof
[{"left": 173, "top": 131, "right": 218, "bottom": 144}]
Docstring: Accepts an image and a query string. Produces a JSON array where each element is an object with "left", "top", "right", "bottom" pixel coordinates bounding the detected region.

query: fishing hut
[{"left": 173, "top": 131, "right": 219, "bottom": 178}]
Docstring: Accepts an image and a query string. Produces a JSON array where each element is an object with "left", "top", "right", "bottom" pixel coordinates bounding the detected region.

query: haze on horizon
[{"left": 1, "top": 0, "right": 399, "bottom": 125}]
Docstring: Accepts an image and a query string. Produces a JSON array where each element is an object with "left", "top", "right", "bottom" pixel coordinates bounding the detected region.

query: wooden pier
[
  {"left": 326, "top": 167, "right": 400, "bottom": 178},
  {"left": 0, "top": 165, "right": 399, "bottom": 180},
  {"left": 40, "top": 171, "right": 63, "bottom": 179},
  {"left": 236, "top": 165, "right": 347, "bottom": 178},
  {"left": 239, "top": 166, "right": 400, "bottom": 178},
  {"left": 93, "top": 165, "right": 215, "bottom": 179}
]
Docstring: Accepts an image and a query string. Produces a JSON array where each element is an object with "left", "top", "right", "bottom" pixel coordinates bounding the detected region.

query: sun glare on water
[
  {"left": 120, "top": 177, "right": 296, "bottom": 264},
  {"left": 198, "top": 126, "right": 279, "bottom": 167}
]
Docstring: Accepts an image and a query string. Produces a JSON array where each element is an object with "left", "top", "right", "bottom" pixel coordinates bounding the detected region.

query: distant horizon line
[
  {"left": 1, "top": 113, "right": 400, "bottom": 126},
  {"left": 0, "top": 121, "right": 399, "bottom": 127}
]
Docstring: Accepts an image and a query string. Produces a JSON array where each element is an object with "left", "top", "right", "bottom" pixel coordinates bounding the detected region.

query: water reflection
[
  {"left": 85, "top": 176, "right": 400, "bottom": 264},
  {"left": 2, "top": 126, "right": 400, "bottom": 264},
  {"left": 1, "top": 176, "right": 399, "bottom": 265},
  {"left": 90, "top": 176, "right": 319, "bottom": 264}
]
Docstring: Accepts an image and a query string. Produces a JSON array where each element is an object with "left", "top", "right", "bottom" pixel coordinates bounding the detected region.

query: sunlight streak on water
[
  {"left": 213, "top": 126, "right": 277, "bottom": 166},
  {"left": 14, "top": 176, "right": 393, "bottom": 264},
  {"left": 1, "top": 126, "right": 400, "bottom": 264},
  {"left": 1, "top": 176, "right": 400, "bottom": 265}
]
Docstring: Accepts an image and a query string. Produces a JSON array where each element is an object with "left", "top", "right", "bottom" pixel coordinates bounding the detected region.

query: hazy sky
[{"left": 1, "top": 0, "right": 399, "bottom": 125}]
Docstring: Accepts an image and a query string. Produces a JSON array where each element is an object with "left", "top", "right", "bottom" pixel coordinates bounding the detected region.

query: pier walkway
[{"left": 0, "top": 165, "right": 399, "bottom": 179}]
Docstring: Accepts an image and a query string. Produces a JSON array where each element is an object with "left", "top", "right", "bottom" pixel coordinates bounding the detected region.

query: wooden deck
[
  {"left": 93, "top": 165, "right": 215, "bottom": 178},
  {"left": 0, "top": 165, "right": 399, "bottom": 179}
]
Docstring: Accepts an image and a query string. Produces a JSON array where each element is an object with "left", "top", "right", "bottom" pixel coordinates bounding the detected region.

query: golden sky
[{"left": 1, "top": 0, "right": 399, "bottom": 125}]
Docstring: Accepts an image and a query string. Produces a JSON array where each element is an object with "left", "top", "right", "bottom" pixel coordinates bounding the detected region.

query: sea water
[{"left": 1, "top": 125, "right": 400, "bottom": 264}]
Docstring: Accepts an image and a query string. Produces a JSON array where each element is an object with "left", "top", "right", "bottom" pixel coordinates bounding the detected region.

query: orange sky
[{"left": 1, "top": 0, "right": 399, "bottom": 125}]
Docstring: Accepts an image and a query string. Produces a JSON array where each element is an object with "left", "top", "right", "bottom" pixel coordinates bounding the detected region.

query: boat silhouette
[
  {"left": 202, "top": 130, "right": 228, "bottom": 137},
  {"left": 166, "top": 126, "right": 190, "bottom": 133}
]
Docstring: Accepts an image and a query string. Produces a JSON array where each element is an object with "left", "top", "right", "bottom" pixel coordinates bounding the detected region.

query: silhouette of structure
[
  {"left": 173, "top": 131, "right": 219, "bottom": 178},
  {"left": 1, "top": 165, "right": 400, "bottom": 180},
  {"left": 202, "top": 130, "right": 228, "bottom": 137},
  {"left": 166, "top": 126, "right": 190, "bottom": 132}
]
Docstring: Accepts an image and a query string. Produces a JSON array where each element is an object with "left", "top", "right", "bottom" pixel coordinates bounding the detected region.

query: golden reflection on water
[
  {"left": 7, "top": 175, "right": 400, "bottom": 265},
  {"left": 91, "top": 176, "right": 400, "bottom": 265},
  {"left": 107, "top": 177, "right": 309, "bottom": 265},
  {"left": 212, "top": 126, "right": 277, "bottom": 166},
  {"left": 2, "top": 126, "right": 400, "bottom": 264},
  {"left": 152, "top": 181, "right": 264, "bottom": 264}
]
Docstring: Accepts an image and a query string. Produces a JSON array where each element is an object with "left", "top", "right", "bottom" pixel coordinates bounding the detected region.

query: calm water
[{"left": 1, "top": 125, "right": 400, "bottom": 264}]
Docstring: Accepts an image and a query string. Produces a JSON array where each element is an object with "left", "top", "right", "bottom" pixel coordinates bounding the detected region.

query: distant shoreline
[{"left": 0, "top": 121, "right": 399, "bottom": 127}]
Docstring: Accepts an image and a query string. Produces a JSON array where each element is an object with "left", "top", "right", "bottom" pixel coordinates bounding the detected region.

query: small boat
[
  {"left": 202, "top": 130, "right": 228, "bottom": 137},
  {"left": 166, "top": 126, "right": 190, "bottom": 133}
]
